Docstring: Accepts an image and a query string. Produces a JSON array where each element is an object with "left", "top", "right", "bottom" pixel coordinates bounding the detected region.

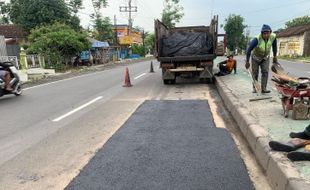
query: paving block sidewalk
[{"left": 215, "top": 67, "right": 310, "bottom": 190}]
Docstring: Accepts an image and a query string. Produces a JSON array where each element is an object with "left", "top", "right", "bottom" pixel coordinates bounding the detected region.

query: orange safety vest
[{"left": 226, "top": 60, "right": 235, "bottom": 72}]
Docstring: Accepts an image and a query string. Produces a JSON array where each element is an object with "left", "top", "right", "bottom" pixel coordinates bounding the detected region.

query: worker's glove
[
  {"left": 273, "top": 57, "right": 278, "bottom": 64},
  {"left": 245, "top": 61, "right": 250, "bottom": 69}
]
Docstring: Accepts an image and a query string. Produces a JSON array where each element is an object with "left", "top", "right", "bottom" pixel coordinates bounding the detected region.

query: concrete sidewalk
[{"left": 215, "top": 65, "right": 310, "bottom": 190}]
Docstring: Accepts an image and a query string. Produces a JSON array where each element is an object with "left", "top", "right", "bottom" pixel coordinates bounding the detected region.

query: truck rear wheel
[
  {"left": 206, "top": 77, "right": 215, "bottom": 84},
  {"left": 163, "top": 79, "right": 176, "bottom": 85},
  {"left": 163, "top": 79, "right": 169, "bottom": 85}
]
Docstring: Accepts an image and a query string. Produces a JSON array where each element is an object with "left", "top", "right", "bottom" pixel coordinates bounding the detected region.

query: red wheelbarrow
[{"left": 274, "top": 83, "right": 310, "bottom": 119}]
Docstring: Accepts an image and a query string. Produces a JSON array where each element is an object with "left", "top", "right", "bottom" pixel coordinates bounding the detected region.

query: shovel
[{"left": 247, "top": 68, "right": 272, "bottom": 102}]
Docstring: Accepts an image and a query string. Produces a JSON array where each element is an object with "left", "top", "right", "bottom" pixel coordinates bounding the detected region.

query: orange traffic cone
[
  {"left": 123, "top": 67, "right": 132, "bottom": 87},
  {"left": 150, "top": 61, "right": 155, "bottom": 73}
]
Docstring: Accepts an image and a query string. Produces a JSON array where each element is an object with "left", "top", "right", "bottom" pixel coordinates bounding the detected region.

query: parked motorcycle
[{"left": 0, "top": 61, "right": 22, "bottom": 97}]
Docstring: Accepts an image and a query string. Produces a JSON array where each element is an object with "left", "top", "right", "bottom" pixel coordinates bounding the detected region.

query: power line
[
  {"left": 119, "top": 0, "right": 138, "bottom": 35},
  {"left": 243, "top": 0, "right": 310, "bottom": 14},
  {"left": 247, "top": 8, "right": 310, "bottom": 29}
]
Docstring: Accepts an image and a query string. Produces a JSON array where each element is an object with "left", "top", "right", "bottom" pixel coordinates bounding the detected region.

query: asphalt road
[
  {"left": 0, "top": 60, "right": 153, "bottom": 166},
  {"left": 66, "top": 100, "right": 254, "bottom": 190},
  {"left": 230, "top": 56, "right": 310, "bottom": 78},
  {"left": 278, "top": 59, "right": 310, "bottom": 78},
  {"left": 0, "top": 57, "right": 278, "bottom": 189}
]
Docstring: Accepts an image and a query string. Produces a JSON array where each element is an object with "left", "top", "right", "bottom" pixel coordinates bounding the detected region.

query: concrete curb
[{"left": 215, "top": 77, "right": 310, "bottom": 190}]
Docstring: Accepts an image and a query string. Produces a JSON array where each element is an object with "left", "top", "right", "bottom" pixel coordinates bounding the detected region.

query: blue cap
[{"left": 261, "top": 24, "right": 272, "bottom": 33}]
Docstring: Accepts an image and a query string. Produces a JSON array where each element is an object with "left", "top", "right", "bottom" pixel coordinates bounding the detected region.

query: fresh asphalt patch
[{"left": 65, "top": 100, "right": 254, "bottom": 190}]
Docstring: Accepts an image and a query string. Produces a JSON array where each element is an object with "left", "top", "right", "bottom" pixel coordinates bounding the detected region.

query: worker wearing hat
[{"left": 246, "top": 24, "right": 278, "bottom": 93}]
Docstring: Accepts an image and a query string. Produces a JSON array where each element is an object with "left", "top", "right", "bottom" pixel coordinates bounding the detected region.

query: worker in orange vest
[{"left": 215, "top": 54, "right": 237, "bottom": 76}]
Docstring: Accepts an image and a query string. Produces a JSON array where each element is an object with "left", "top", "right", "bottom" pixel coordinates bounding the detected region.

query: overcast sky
[
  {"left": 78, "top": 0, "right": 310, "bottom": 35},
  {"left": 3, "top": 0, "right": 306, "bottom": 35}
]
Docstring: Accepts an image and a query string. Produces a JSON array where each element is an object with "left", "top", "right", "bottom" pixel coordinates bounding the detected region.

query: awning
[{"left": 92, "top": 41, "right": 109, "bottom": 48}]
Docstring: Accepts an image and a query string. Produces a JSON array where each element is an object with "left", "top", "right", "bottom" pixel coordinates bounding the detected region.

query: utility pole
[
  {"left": 114, "top": 15, "right": 120, "bottom": 61},
  {"left": 142, "top": 29, "right": 146, "bottom": 56},
  {"left": 114, "top": 15, "right": 118, "bottom": 46},
  {"left": 119, "top": 0, "right": 137, "bottom": 36}
]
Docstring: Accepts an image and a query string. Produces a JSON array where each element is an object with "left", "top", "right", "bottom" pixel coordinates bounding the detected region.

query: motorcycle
[{"left": 0, "top": 61, "right": 22, "bottom": 97}]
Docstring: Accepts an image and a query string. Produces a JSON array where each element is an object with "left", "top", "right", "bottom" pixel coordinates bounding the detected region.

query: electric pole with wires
[{"left": 119, "top": 0, "right": 137, "bottom": 35}]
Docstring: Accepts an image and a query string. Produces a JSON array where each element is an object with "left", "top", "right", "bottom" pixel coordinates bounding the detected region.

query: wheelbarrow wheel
[{"left": 281, "top": 96, "right": 290, "bottom": 118}]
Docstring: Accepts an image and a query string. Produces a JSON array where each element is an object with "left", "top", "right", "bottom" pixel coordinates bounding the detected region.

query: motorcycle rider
[{"left": 0, "top": 69, "right": 14, "bottom": 91}]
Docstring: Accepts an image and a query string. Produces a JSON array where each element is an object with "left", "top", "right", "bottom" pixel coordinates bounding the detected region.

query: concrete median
[{"left": 215, "top": 70, "right": 310, "bottom": 190}]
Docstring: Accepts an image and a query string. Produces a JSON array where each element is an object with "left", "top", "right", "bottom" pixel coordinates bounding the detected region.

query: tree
[
  {"left": 0, "top": 2, "right": 10, "bottom": 24},
  {"left": 27, "top": 22, "right": 91, "bottom": 67},
  {"left": 132, "top": 44, "right": 144, "bottom": 56},
  {"left": 89, "top": 0, "right": 113, "bottom": 43},
  {"left": 285, "top": 15, "right": 310, "bottom": 28},
  {"left": 223, "top": 14, "right": 247, "bottom": 52},
  {"left": 66, "top": 0, "right": 83, "bottom": 15},
  {"left": 91, "top": 0, "right": 108, "bottom": 15},
  {"left": 161, "top": 0, "right": 184, "bottom": 28},
  {"left": 0, "top": 0, "right": 81, "bottom": 32},
  {"left": 93, "top": 15, "right": 114, "bottom": 43},
  {"left": 145, "top": 33, "right": 155, "bottom": 54}
]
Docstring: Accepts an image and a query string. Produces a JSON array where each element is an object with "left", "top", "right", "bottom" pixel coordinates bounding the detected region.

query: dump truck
[{"left": 155, "top": 16, "right": 225, "bottom": 84}]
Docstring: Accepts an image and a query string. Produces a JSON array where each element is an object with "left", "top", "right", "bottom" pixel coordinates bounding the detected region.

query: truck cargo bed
[{"left": 157, "top": 54, "right": 216, "bottom": 62}]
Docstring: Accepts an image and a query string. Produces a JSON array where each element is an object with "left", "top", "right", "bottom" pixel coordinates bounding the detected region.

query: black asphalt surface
[{"left": 66, "top": 100, "right": 254, "bottom": 190}]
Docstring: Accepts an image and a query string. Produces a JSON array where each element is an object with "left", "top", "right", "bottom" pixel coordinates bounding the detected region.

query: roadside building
[
  {"left": 0, "top": 25, "right": 25, "bottom": 57},
  {"left": 276, "top": 25, "right": 310, "bottom": 57},
  {"left": 113, "top": 25, "right": 143, "bottom": 59},
  {"left": 113, "top": 25, "right": 143, "bottom": 45},
  {"left": 89, "top": 38, "right": 110, "bottom": 64}
]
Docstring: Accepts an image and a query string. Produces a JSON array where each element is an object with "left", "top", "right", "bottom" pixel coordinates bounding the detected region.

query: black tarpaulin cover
[{"left": 161, "top": 32, "right": 213, "bottom": 57}]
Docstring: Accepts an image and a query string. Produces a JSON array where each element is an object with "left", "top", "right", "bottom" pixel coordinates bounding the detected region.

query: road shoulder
[{"left": 215, "top": 69, "right": 310, "bottom": 190}]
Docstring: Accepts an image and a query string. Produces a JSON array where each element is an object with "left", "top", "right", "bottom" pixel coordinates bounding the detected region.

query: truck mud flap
[
  {"left": 162, "top": 69, "right": 176, "bottom": 80},
  {"left": 199, "top": 66, "right": 213, "bottom": 79}
]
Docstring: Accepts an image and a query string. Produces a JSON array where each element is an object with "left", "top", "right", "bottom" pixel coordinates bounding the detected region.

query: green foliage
[
  {"left": 0, "top": 2, "right": 10, "bottom": 24},
  {"left": 1, "top": 0, "right": 81, "bottom": 32},
  {"left": 27, "top": 22, "right": 91, "bottom": 68},
  {"left": 91, "top": 0, "right": 108, "bottom": 15},
  {"left": 285, "top": 15, "right": 310, "bottom": 28},
  {"left": 223, "top": 14, "right": 247, "bottom": 51},
  {"left": 93, "top": 15, "right": 114, "bottom": 43},
  {"left": 161, "top": 0, "right": 184, "bottom": 28},
  {"left": 145, "top": 33, "right": 155, "bottom": 54},
  {"left": 132, "top": 44, "right": 145, "bottom": 56},
  {"left": 240, "top": 35, "right": 251, "bottom": 52},
  {"left": 92, "top": 0, "right": 108, "bottom": 9},
  {"left": 66, "top": 0, "right": 83, "bottom": 14}
]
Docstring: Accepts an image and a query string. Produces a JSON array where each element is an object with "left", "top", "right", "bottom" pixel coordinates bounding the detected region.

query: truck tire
[
  {"left": 163, "top": 79, "right": 176, "bottom": 85},
  {"left": 206, "top": 77, "right": 215, "bottom": 84},
  {"left": 170, "top": 78, "right": 176, "bottom": 84},
  {"left": 199, "top": 78, "right": 206, "bottom": 83},
  {"left": 163, "top": 79, "right": 170, "bottom": 85}
]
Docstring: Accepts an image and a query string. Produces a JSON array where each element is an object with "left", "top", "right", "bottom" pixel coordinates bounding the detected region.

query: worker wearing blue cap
[{"left": 246, "top": 24, "right": 278, "bottom": 93}]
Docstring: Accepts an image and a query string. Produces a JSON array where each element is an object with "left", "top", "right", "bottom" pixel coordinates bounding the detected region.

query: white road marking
[
  {"left": 134, "top": 73, "right": 147, "bottom": 80},
  {"left": 52, "top": 96, "right": 103, "bottom": 122},
  {"left": 23, "top": 72, "right": 100, "bottom": 91}
]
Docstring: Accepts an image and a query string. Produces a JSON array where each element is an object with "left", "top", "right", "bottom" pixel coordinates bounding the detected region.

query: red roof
[
  {"left": 0, "top": 25, "right": 25, "bottom": 38},
  {"left": 277, "top": 25, "right": 310, "bottom": 38}
]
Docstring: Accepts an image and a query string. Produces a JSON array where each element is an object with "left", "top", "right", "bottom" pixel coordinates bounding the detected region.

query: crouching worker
[{"left": 215, "top": 54, "right": 237, "bottom": 76}]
